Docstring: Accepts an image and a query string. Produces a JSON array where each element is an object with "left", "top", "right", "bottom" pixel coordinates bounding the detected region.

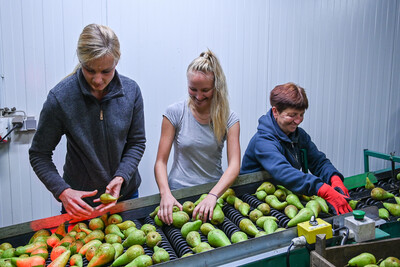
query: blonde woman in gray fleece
[{"left": 154, "top": 49, "right": 240, "bottom": 225}]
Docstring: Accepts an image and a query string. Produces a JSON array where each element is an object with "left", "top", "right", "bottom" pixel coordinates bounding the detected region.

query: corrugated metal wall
[{"left": 0, "top": 0, "right": 399, "bottom": 227}]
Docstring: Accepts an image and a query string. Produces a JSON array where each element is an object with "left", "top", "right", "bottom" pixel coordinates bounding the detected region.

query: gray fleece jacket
[{"left": 29, "top": 68, "right": 146, "bottom": 205}]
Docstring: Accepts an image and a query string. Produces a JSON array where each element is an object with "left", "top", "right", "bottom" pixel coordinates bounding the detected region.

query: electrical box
[
  {"left": 344, "top": 210, "right": 375, "bottom": 242},
  {"left": 297, "top": 218, "right": 332, "bottom": 244}
]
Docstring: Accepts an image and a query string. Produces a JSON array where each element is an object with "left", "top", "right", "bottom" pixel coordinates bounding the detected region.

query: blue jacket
[
  {"left": 29, "top": 69, "right": 146, "bottom": 204},
  {"left": 240, "top": 109, "right": 342, "bottom": 196}
]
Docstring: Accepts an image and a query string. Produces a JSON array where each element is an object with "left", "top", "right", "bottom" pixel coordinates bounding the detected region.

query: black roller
[
  {"left": 222, "top": 205, "right": 245, "bottom": 226},
  {"left": 163, "top": 225, "right": 192, "bottom": 257},
  {"left": 270, "top": 208, "right": 290, "bottom": 228},
  {"left": 219, "top": 217, "right": 241, "bottom": 238},
  {"left": 241, "top": 193, "right": 264, "bottom": 208},
  {"left": 199, "top": 231, "right": 208, "bottom": 242}
]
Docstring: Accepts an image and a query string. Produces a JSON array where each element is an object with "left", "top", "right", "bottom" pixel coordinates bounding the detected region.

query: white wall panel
[{"left": 0, "top": 0, "right": 399, "bottom": 227}]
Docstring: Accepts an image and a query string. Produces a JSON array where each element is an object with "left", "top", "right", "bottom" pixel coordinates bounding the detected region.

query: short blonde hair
[
  {"left": 187, "top": 49, "right": 229, "bottom": 144},
  {"left": 68, "top": 24, "right": 120, "bottom": 77}
]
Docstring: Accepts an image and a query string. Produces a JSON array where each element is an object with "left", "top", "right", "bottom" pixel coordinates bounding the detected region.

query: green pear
[
  {"left": 15, "top": 241, "right": 47, "bottom": 256},
  {"left": 220, "top": 188, "right": 235, "bottom": 200},
  {"left": 234, "top": 198, "right": 244, "bottom": 210},
  {"left": 230, "top": 231, "right": 248, "bottom": 243},
  {"left": 257, "top": 182, "right": 276, "bottom": 194},
  {"left": 140, "top": 224, "right": 156, "bottom": 235},
  {"left": 226, "top": 195, "right": 237, "bottom": 205},
  {"left": 116, "top": 220, "right": 136, "bottom": 231},
  {"left": 111, "top": 243, "right": 124, "bottom": 260},
  {"left": 253, "top": 191, "right": 267, "bottom": 201},
  {"left": 371, "top": 187, "right": 394, "bottom": 200},
  {"left": 265, "top": 195, "right": 288, "bottom": 210},
  {"left": 49, "top": 249, "right": 71, "bottom": 267},
  {"left": 145, "top": 231, "right": 162, "bottom": 248},
  {"left": 89, "top": 218, "right": 105, "bottom": 231},
  {"left": 108, "top": 214, "right": 123, "bottom": 225},
  {"left": 111, "top": 244, "right": 144, "bottom": 266},
  {"left": 186, "top": 231, "right": 201, "bottom": 248},
  {"left": 207, "top": 229, "right": 231, "bottom": 247},
  {"left": 105, "top": 234, "right": 122, "bottom": 244},
  {"left": 306, "top": 200, "right": 321, "bottom": 218},
  {"left": 211, "top": 204, "right": 225, "bottom": 225},
  {"left": 192, "top": 242, "right": 213, "bottom": 253},
  {"left": 182, "top": 201, "right": 195, "bottom": 216},
  {"left": 0, "top": 259, "right": 13, "bottom": 267},
  {"left": 349, "top": 200, "right": 359, "bottom": 210},
  {"left": 275, "top": 228, "right": 286, "bottom": 232},
  {"left": 181, "top": 220, "right": 202, "bottom": 238},
  {"left": 83, "top": 230, "right": 105, "bottom": 244},
  {"left": 365, "top": 177, "right": 375, "bottom": 189},
  {"left": 276, "top": 185, "right": 293, "bottom": 195},
  {"left": 395, "top": 196, "right": 400, "bottom": 205},
  {"left": 286, "top": 194, "right": 304, "bottom": 210},
  {"left": 274, "top": 189, "right": 287, "bottom": 202},
  {"left": 263, "top": 219, "right": 278, "bottom": 234},
  {"left": 125, "top": 254, "right": 152, "bottom": 267},
  {"left": 172, "top": 211, "right": 190, "bottom": 228},
  {"left": 100, "top": 193, "right": 118, "bottom": 204},
  {"left": 0, "top": 243, "right": 12, "bottom": 251},
  {"left": 123, "top": 227, "right": 138, "bottom": 239},
  {"left": 149, "top": 206, "right": 159, "bottom": 218},
  {"left": 28, "top": 229, "right": 50, "bottom": 244},
  {"left": 379, "top": 208, "right": 390, "bottom": 220},
  {"left": 379, "top": 256, "right": 400, "bottom": 267},
  {"left": 154, "top": 215, "right": 164, "bottom": 227},
  {"left": 10, "top": 256, "right": 45, "bottom": 267},
  {"left": 347, "top": 252, "right": 376, "bottom": 266},
  {"left": 239, "top": 219, "right": 259, "bottom": 237},
  {"left": 397, "top": 173, "right": 400, "bottom": 181},
  {"left": 249, "top": 209, "right": 263, "bottom": 222},
  {"left": 257, "top": 203, "right": 270, "bottom": 215},
  {"left": 122, "top": 229, "right": 146, "bottom": 247},
  {"left": 284, "top": 205, "right": 298, "bottom": 219},
  {"left": 1, "top": 248, "right": 15, "bottom": 258},
  {"left": 238, "top": 203, "right": 250, "bottom": 216},
  {"left": 152, "top": 246, "right": 170, "bottom": 264},
  {"left": 78, "top": 239, "right": 102, "bottom": 256},
  {"left": 299, "top": 194, "right": 311, "bottom": 202},
  {"left": 75, "top": 232, "right": 87, "bottom": 241},
  {"left": 383, "top": 202, "right": 400, "bottom": 216},
  {"left": 256, "top": 216, "right": 278, "bottom": 228},
  {"left": 69, "top": 253, "right": 83, "bottom": 267},
  {"left": 105, "top": 224, "right": 125, "bottom": 239},
  {"left": 200, "top": 223, "right": 215, "bottom": 236},
  {"left": 181, "top": 253, "right": 193, "bottom": 258},
  {"left": 311, "top": 196, "right": 329, "bottom": 214},
  {"left": 287, "top": 207, "right": 314, "bottom": 227}
]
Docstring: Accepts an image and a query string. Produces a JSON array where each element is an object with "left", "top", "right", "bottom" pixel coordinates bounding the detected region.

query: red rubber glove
[
  {"left": 317, "top": 183, "right": 352, "bottom": 215},
  {"left": 330, "top": 175, "right": 350, "bottom": 198}
]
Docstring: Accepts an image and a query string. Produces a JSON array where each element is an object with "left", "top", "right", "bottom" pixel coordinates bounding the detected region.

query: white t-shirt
[{"left": 164, "top": 100, "right": 239, "bottom": 190}]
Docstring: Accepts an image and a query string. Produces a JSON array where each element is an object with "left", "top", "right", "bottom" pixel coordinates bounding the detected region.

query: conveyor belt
[{"left": 1, "top": 169, "right": 399, "bottom": 266}]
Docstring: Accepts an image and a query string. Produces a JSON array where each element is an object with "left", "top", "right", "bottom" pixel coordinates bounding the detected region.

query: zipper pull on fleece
[{"left": 100, "top": 109, "right": 103, "bottom": 120}]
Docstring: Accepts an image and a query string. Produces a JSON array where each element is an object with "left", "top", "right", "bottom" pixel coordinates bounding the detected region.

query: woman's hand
[
  {"left": 158, "top": 193, "right": 182, "bottom": 225},
  {"left": 59, "top": 188, "right": 97, "bottom": 220},
  {"left": 192, "top": 194, "right": 217, "bottom": 223},
  {"left": 94, "top": 176, "right": 124, "bottom": 213}
]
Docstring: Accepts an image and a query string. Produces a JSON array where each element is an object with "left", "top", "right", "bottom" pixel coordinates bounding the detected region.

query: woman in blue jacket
[{"left": 240, "top": 82, "right": 351, "bottom": 215}]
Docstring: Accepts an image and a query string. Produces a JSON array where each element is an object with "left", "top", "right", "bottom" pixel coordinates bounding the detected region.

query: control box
[{"left": 297, "top": 218, "right": 332, "bottom": 244}]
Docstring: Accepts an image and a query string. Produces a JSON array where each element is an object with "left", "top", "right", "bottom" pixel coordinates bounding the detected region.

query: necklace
[{"left": 191, "top": 106, "right": 211, "bottom": 123}]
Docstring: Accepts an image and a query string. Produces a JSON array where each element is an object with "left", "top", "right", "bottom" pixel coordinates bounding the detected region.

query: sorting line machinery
[{"left": 1, "top": 165, "right": 399, "bottom": 266}]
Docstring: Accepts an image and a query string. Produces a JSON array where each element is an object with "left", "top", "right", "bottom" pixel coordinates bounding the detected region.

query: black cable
[
  {"left": 286, "top": 241, "right": 294, "bottom": 267},
  {"left": 0, "top": 124, "right": 19, "bottom": 143},
  {"left": 333, "top": 226, "right": 350, "bottom": 246}
]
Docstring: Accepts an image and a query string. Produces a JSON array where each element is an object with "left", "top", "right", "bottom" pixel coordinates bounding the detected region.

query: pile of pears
[
  {"left": 364, "top": 177, "right": 400, "bottom": 220},
  {"left": 250, "top": 181, "right": 332, "bottom": 231},
  {"left": 346, "top": 252, "right": 400, "bottom": 266},
  {"left": 0, "top": 213, "right": 170, "bottom": 267}
]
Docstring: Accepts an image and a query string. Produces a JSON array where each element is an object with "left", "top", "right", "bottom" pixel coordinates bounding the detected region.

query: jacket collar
[
  {"left": 77, "top": 68, "right": 124, "bottom": 101},
  {"left": 258, "top": 109, "right": 299, "bottom": 144}
]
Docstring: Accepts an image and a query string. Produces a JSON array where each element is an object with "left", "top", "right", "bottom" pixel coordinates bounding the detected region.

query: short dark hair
[{"left": 270, "top": 82, "right": 308, "bottom": 112}]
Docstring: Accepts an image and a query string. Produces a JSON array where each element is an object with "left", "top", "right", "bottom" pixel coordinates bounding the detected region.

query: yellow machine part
[{"left": 297, "top": 218, "right": 332, "bottom": 244}]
